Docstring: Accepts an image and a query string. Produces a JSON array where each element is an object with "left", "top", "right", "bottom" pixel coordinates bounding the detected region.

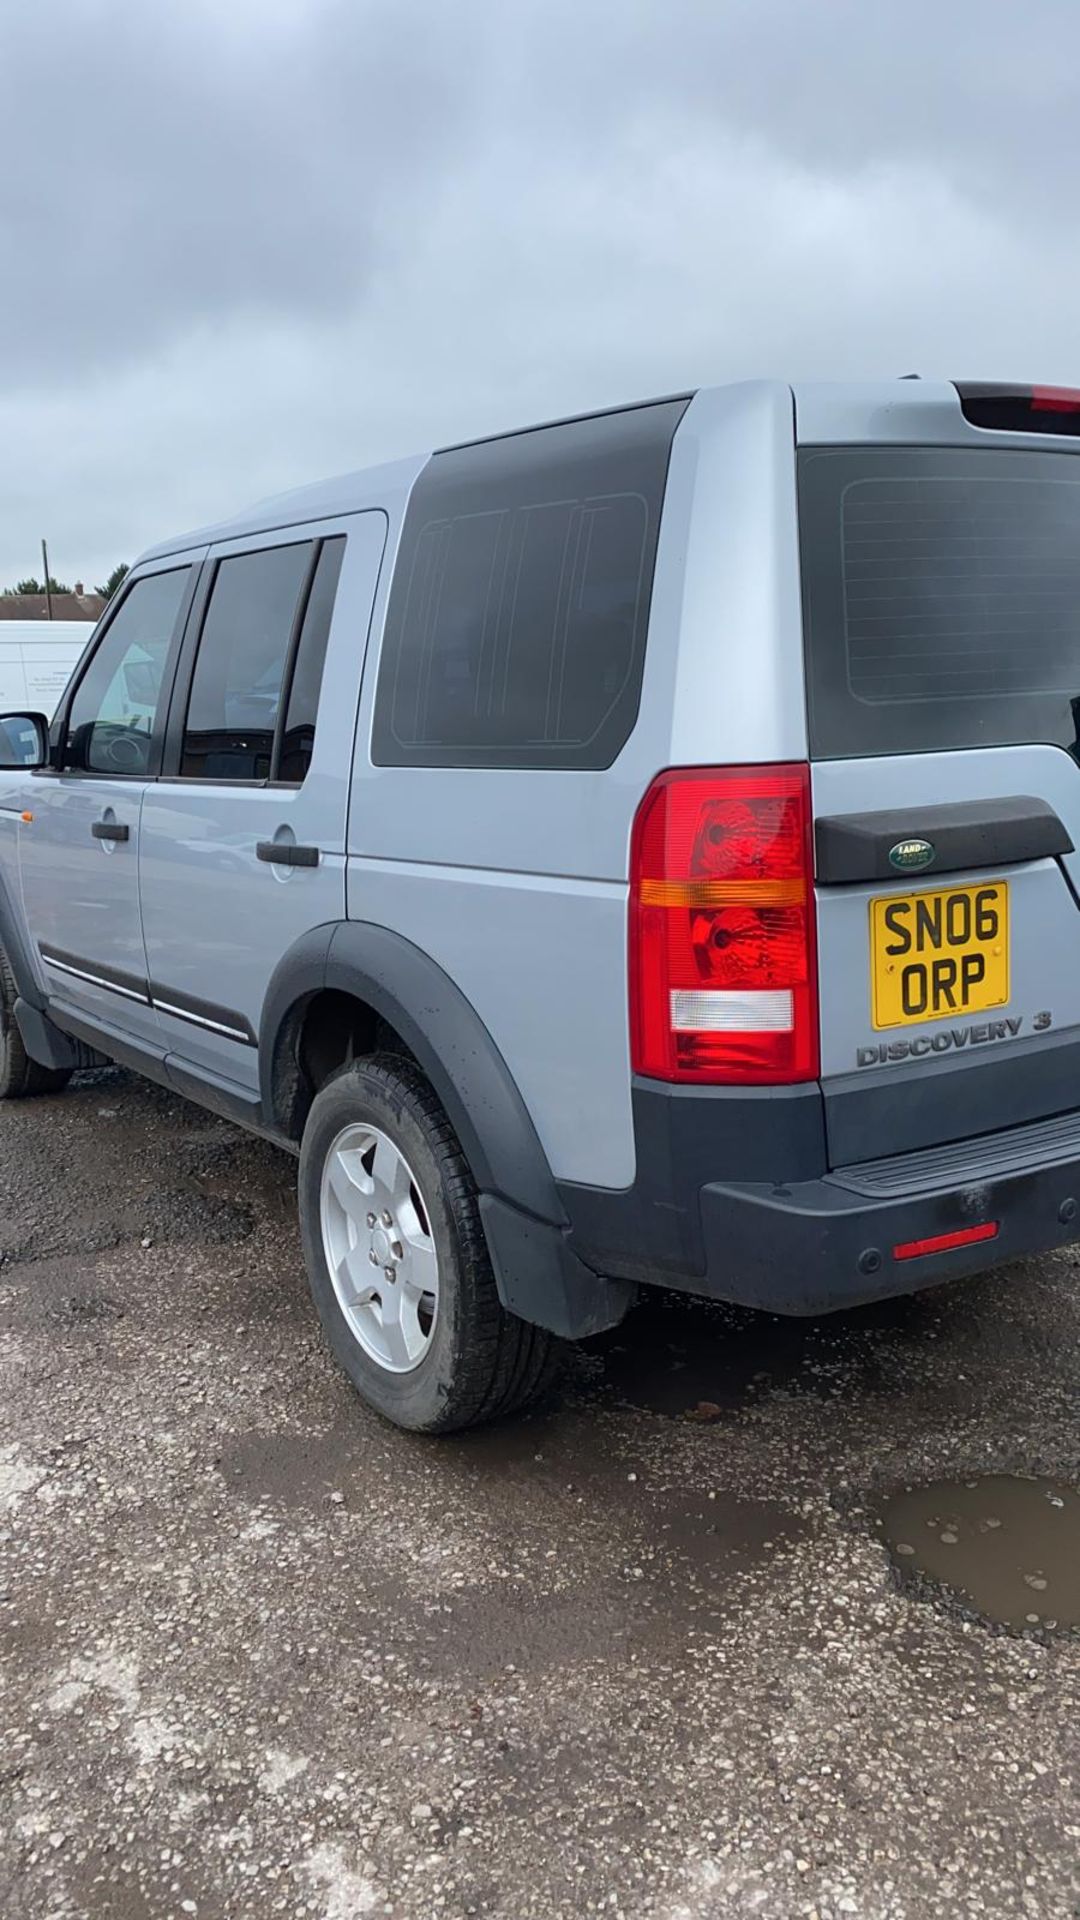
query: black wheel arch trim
[{"left": 259, "top": 920, "right": 568, "bottom": 1229}]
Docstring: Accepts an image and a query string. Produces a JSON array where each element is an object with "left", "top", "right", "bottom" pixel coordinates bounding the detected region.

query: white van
[{"left": 0, "top": 622, "right": 92, "bottom": 719}]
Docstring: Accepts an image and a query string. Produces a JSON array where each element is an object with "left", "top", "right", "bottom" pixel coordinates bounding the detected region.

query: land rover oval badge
[{"left": 888, "top": 837, "right": 935, "bottom": 873}]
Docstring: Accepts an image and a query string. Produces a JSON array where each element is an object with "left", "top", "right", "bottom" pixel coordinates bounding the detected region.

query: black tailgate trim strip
[{"left": 815, "top": 795, "right": 1073, "bottom": 885}]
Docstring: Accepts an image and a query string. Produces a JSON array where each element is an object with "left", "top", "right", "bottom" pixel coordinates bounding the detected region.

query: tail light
[{"left": 629, "top": 764, "right": 819, "bottom": 1084}]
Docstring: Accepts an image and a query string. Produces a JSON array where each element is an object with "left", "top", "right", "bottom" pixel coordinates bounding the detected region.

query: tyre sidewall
[
  {"left": 0, "top": 944, "right": 71, "bottom": 1099},
  {"left": 298, "top": 1061, "right": 478, "bottom": 1430},
  {"left": 0, "top": 1017, "right": 14, "bottom": 1098},
  {"left": 0, "top": 950, "right": 22, "bottom": 1097}
]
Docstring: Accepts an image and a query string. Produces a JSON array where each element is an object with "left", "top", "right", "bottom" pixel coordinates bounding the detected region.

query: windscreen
[{"left": 799, "top": 445, "right": 1080, "bottom": 759}]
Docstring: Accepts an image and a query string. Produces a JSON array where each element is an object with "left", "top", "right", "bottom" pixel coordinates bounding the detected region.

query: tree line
[{"left": 1, "top": 564, "right": 129, "bottom": 601}]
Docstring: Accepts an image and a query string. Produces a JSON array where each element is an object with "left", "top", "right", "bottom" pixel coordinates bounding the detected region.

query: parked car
[{"left": 2, "top": 378, "right": 1080, "bottom": 1432}]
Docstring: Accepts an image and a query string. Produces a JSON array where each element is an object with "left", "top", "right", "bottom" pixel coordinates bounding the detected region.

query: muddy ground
[{"left": 1, "top": 1071, "right": 1079, "bottom": 1919}]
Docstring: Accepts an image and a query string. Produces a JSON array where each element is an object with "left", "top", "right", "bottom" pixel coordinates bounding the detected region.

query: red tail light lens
[{"left": 629, "top": 764, "right": 819, "bottom": 1084}]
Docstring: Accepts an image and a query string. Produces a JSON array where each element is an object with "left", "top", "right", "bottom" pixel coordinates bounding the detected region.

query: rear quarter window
[
  {"left": 372, "top": 398, "right": 688, "bottom": 770},
  {"left": 799, "top": 445, "right": 1080, "bottom": 759}
]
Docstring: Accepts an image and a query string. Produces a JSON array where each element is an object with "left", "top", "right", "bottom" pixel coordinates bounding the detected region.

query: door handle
[
  {"left": 91, "top": 820, "right": 129, "bottom": 842},
  {"left": 256, "top": 840, "right": 319, "bottom": 868}
]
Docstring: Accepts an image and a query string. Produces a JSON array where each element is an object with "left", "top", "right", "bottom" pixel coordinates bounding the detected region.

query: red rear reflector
[
  {"left": 629, "top": 763, "right": 819, "bottom": 1085},
  {"left": 893, "top": 1221, "right": 999, "bottom": 1263}
]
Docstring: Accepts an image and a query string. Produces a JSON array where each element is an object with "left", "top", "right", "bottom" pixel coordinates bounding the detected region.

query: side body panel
[
  {"left": 19, "top": 776, "right": 158, "bottom": 1044},
  {"left": 0, "top": 768, "right": 40, "bottom": 1002},
  {"left": 347, "top": 383, "right": 805, "bottom": 1189},
  {"left": 138, "top": 512, "right": 389, "bottom": 1091},
  {"left": 14, "top": 557, "right": 204, "bottom": 1051}
]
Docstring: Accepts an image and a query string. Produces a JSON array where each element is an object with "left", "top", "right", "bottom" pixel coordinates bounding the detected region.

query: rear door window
[
  {"left": 181, "top": 543, "right": 313, "bottom": 780},
  {"left": 277, "top": 537, "right": 346, "bottom": 783},
  {"left": 799, "top": 446, "right": 1080, "bottom": 759},
  {"left": 179, "top": 536, "right": 348, "bottom": 783}
]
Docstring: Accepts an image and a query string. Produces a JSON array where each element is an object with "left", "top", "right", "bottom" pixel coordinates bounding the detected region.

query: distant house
[{"left": 0, "top": 583, "right": 105, "bottom": 622}]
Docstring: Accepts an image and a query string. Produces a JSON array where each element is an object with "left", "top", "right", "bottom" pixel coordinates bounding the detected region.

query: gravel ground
[{"left": 2, "top": 1070, "right": 1079, "bottom": 1920}]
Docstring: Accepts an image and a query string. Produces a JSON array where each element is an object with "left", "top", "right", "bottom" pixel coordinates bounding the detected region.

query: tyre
[
  {"left": 0, "top": 949, "right": 72, "bottom": 1100},
  {"left": 298, "top": 1053, "right": 558, "bottom": 1432}
]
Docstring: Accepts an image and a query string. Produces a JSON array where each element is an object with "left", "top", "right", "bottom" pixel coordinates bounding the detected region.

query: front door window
[{"left": 66, "top": 568, "right": 191, "bottom": 776}]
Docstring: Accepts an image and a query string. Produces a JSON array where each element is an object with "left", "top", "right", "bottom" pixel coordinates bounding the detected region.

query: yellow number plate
[{"left": 870, "top": 882, "right": 1009, "bottom": 1031}]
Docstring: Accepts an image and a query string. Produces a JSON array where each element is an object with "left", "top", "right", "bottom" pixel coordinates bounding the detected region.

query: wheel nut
[
  {"left": 391, "top": 1240, "right": 403, "bottom": 1261},
  {"left": 368, "top": 1248, "right": 378, "bottom": 1265},
  {"left": 381, "top": 1210, "right": 392, "bottom": 1228},
  {"left": 366, "top": 1212, "right": 376, "bottom": 1229},
  {"left": 384, "top": 1265, "right": 396, "bottom": 1282}
]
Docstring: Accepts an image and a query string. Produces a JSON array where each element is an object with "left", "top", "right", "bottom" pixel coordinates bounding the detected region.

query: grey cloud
[
  {"left": 525, "top": 0, "right": 1080, "bottom": 212},
  {"left": 7, "top": 0, "right": 1079, "bottom": 390},
  {"left": 0, "top": 0, "right": 483, "bottom": 380},
  {"left": 2, "top": 0, "right": 1079, "bottom": 583}
]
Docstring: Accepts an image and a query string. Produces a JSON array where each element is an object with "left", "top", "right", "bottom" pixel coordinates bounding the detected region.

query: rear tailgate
[{"left": 798, "top": 418, "right": 1080, "bottom": 1168}]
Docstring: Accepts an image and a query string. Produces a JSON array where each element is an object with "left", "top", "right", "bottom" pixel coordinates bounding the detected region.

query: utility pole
[{"left": 41, "top": 539, "right": 53, "bottom": 621}]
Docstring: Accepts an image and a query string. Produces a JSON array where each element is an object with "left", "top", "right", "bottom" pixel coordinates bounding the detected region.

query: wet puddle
[{"left": 880, "top": 1474, "right": 1080, "bottom": 1631}]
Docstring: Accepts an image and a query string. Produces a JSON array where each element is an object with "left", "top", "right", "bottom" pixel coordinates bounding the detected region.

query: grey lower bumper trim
[{"left": 831, "top": 1106, "right": 1080, "bottom": 1199}]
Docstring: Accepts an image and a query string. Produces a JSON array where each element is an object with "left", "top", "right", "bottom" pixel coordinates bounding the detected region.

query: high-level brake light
[
  {"left": 954, "top": 381, "right": 1080, "bottom": 435},
  {"left": 629, "top": 764, "right": 819, "bottom": 1084}
]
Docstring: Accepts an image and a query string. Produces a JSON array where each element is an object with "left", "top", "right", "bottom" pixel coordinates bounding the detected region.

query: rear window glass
[
  {"left": 371, "top": 398, "right": 688, "bottom": 769},
  {"left": 799, "top": 446, "right": 1080, "bottom": 758}
]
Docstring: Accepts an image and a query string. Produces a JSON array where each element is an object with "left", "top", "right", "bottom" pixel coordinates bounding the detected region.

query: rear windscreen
[{"left": 799, "top": 445, "right": 1080, "bottom": 758}]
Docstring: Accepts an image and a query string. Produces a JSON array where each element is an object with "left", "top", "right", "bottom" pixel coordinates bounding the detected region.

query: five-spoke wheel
[
  {"left": 299, "top": 1053, "right": 558, "bottom": 1432},
  {"left": 320, "top": 1123, "right": 438, "bottom": 1373}
]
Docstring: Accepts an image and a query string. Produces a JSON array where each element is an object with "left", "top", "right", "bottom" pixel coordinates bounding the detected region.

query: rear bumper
[
  {"left": 694, "top": 1150, "right": 1080, "bottom": 1314},
  {"left": 559, "top": 1083, "right": 1080, "bottom": 1316}
]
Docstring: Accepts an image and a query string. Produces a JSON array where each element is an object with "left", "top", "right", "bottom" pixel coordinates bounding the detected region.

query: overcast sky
[{"left": 2, "top": 0, "right": 1077, "bottom": 587}]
